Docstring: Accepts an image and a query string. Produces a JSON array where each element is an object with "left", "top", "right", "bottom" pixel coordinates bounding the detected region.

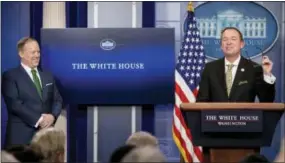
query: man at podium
[{"left": 197, "top": 27, "right": 276, "bottom": 103}]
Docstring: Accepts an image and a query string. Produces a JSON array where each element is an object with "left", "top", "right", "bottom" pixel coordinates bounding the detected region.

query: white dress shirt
[
  {"left": 21, "top": 63, "right": 42, "bottom": 87},
  {"left": 21, "top": 62, "right": 43, "bottom": 128},
  {"left": 224, "top": 56, "right": 276, "bottom": 84}
]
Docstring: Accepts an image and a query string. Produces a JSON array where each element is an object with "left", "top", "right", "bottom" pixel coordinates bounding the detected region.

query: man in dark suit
[
  {"left": 197, "top": 27, "right": 275, "bottom": 102},
  {"left": 2, "top": 37, "right": 63, "bottom": 148}
]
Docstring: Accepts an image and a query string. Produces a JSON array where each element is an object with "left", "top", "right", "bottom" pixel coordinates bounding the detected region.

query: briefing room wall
[
  {"left": 97, "top": 2, "right": 142, "bottom": 28},
  {"left": 156, "top": 2, "right": 182, "bottom": 58}
]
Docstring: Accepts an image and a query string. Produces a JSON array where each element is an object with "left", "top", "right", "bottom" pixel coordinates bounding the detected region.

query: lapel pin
[{"left": 241, "top": 68, "right": 245, "bottom": 72}]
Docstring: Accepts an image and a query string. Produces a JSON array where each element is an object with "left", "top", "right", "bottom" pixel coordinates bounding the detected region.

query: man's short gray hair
[
  {"left": 122, "top": 145, "right": 166, "bottom": 162},
  {"left": 30, "top": 127, "right": 65, "bottom": 162},
  {"left": 126, "top": 131, "right": 158, "bottom": 147},
  {"left": 1, "top": 151, "right": 19, "bottom": 162}
]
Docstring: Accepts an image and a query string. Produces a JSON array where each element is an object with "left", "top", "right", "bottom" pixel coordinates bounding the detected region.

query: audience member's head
[
  {"left": 126, "top": 131, "right": 158, "bottom": 147},
  {"left": 122, "top": 145, "right": 166, "bottom": 162},
  {"left": 109, "top": 144, "right": 136, "bottom": 162},
  {"left": 239, "top": 154, "right": 270, "bottom": 163},
  {"left": 30, "top": 127, "right": 65, "bottom": 162},
  {"left": 5, "top": 145, "right": 43, "bottom": 162},
  {"left": 275, "top": 137, "right": 285, "bottom": 162},
  {"left": 1, "top": 151, "right": 19, "bottom": 162}
]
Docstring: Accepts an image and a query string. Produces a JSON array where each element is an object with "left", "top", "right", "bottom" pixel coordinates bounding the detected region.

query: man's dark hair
[
  {"left": 239, "top": 154, "right": 270, "bottom": 163},
  {"left": 221, "top": 27, "right": 244, "bottom": 41},
  {"left": 109, "top": 144, "right": 136, "bottom": 162},
  {"left": 5, "top": 144, "right": 43, "bottom": 162}
]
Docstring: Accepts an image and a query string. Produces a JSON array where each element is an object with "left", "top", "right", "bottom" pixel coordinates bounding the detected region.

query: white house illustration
[{"left": 196, "top": 10, "right": 266, "bottom": 39}]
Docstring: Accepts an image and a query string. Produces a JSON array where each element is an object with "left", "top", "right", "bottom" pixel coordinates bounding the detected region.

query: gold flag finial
[{"left": 187, "top": 2, "right": 194, "bottom": 12}]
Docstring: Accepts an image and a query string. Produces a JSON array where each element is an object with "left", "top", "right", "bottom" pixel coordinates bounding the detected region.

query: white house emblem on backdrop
[
  {"left": 196, "top": 10, "right": 267, "bottom": 39},
  {"left": 100, "top": 39, "right": 116, "bottom": 50},
  {"left": 184, "top": 2, "right": 279, "bottom": 60}
]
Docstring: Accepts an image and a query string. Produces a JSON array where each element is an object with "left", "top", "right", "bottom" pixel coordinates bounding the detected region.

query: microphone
[{"left": 254, "top": 46, "right": 270, "bottom": 66}]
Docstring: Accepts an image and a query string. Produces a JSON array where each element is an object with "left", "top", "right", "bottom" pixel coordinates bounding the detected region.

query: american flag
[{"left": 172, "top": 2, "right": 205, "bottom": 163}]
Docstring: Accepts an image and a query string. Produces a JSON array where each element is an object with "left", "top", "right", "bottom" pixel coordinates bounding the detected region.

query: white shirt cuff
[
  {"left": 264, "top": 73, "right": 276, "bottom": 84},
  {"left": 34, "top": 116, "right": 43, "bottom": 128}
]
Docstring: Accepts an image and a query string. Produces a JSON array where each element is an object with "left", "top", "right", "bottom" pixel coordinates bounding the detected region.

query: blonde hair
[
  {"left": 122, "top": 145, "right": 166, "bottom": 162},
  {"left": 275, "top": 137, "right": 285, "bottom": 162},
  {"left": 126, "top": 131, "right": 158, "bottom": 147},
  {"left": 30, "top": 127, "right": 65, "bottom": 162},
  {"left": 1, "top": 151, "right": 19, "bottom": 162}
]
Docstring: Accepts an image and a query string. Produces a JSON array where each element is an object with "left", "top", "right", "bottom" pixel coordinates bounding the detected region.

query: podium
[{"left": 181, "top": 103, "right": 285, "bottom": 163}]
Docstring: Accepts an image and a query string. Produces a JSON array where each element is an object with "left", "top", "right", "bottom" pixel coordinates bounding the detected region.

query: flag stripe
[
  {"left": 172, "top": 124, "right": 192, "bottom": 162},
  {"left": 173, "top": 105, "right": 201, "bottom": 162},
  {"left": 175, "top": 71, "right": 196, "bottom": 102},
  {"left": 175, "top": 83, "right": 189, "bottom": 103},
  {"left": 174, "top": 103, "right": 203, "bottom": 161},
  {"left": 174, "top": 84, "right": 203, "bottom": 160},
  {"left": 174, "top": 93, "right": 203, "bottom": 162},
  {"left": 193, "top": 87, "right": 199, "bottom": 97}
]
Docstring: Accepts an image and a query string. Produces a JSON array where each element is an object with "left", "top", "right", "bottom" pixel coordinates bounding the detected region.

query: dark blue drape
[
  {"left": 143, "top": 2, "right": 155, "bottom": 28},
  {"left": 142, "top": 2, "right": 155, "bottom": 135},
  {"left": 30, "top": 2, "right": 43, "bottom": 70},
  {"left": 30, "top": 2, "right": 43, "bottom": 45},
  {"left": 65, "top": 2, "right": 87, "bottom": 162},
  {"left": 66, "top": 2, "right": 87, "bottom": 28}
]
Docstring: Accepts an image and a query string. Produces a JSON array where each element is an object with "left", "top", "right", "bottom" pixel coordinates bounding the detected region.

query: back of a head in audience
[
  {"left": 122, "top": 145, "right": 166, "bottom": 162},
  {"left": 1, "top": 151, "right": 19, "bottom": 162},
  {"left": 30, "top": 127, "right": 65, "bottom": 163},
  {"left": 5, "top": 145, "right": 43, "bottom": 162},
  {"left": 275, "top": 137, "right": 285, "bottom": 162},
  {"left": 239, "top": 154, "right": 270, "bottom": 163},
  {"left": 109, "top": 144, "right": 136, "bottom": 162},
  {"left": 126, "top": 131, "right": 158, "bottom": 147}
]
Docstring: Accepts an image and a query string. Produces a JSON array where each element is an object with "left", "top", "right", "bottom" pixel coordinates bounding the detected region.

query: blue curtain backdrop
[
  {"left": 65, "top": 2, "right": 87, "bottom": 162},
  {"left": 141, "top": 1, "right": 155, "bottom": 136},
  {"left": 30, "top": 2, "right": 42, "bottom": 48}
]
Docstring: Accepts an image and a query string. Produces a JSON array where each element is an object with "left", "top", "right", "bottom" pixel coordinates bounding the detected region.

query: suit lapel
[
  {"left": 229, "top": 57, "right": 247, "bottom": 100},
  {"left": 19, "top": 66, "right": 43, "bottom": 101},
  {"left": 216, "top": 58, "right": 228, "bottom": 99}
]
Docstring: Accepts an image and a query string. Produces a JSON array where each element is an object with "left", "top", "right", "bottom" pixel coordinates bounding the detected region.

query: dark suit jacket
[
  {"left": 196, "top": 56, "right": 275, "bottom": 102},
  {"left": 2, "top": 66, "right": 63, "bottom": 147}
]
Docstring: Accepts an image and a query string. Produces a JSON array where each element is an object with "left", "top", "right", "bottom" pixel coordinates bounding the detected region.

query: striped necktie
[{"left": 226, "top": 64, "right": 234, "bottom": 96}]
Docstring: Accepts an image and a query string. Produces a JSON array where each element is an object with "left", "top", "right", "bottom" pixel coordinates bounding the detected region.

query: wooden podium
[{"left": 180, "top": 103, "right": 285, "bottom": 163}]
